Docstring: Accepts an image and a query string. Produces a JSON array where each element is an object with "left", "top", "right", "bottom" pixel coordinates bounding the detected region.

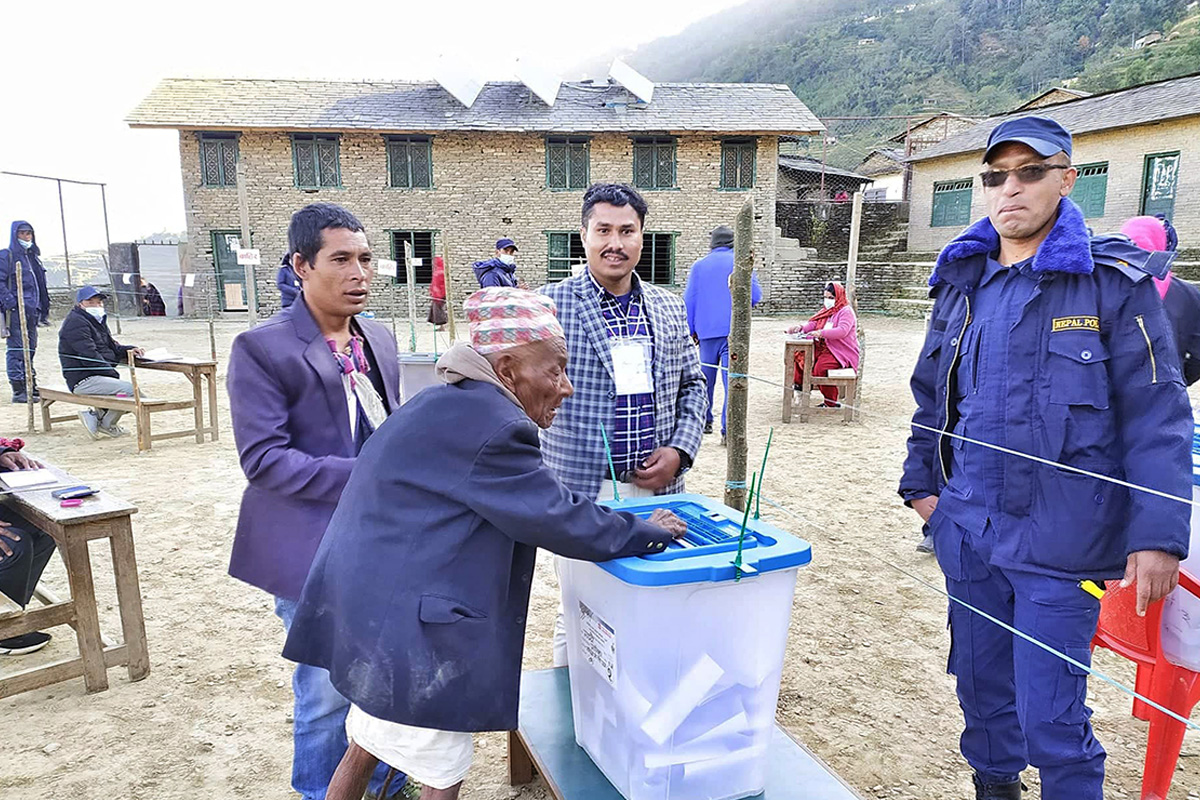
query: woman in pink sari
[{"left": 787, "top": 281, "right": 860, "bottom": 405}]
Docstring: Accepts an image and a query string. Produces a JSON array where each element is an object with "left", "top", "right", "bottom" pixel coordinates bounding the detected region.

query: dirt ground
[{"left": 0, "top": 314, "right": 1196, "bottom": 800}]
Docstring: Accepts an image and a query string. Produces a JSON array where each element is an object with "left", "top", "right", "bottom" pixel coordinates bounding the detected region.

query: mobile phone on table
[{"left": 51, "top": 485, "right": 97, "bottom": 500}]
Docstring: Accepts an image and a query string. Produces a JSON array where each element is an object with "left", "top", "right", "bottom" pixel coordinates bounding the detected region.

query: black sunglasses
[{"left": 980, "top": 164, "right": 1070, "bottom": 188}]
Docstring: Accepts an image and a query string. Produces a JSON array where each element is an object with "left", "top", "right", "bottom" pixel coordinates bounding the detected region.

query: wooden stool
[
  {"left": 509, "top": 668, "right": 865, "bottom": 799},
  {"left": 0, "top": 465, "right": 147, "bottom": 697}
]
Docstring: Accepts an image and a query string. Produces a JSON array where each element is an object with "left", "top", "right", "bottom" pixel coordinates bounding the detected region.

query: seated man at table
[
  {"left": 58, "top": 286, "right": 144, "bottom": 440},
  {"left": 0, "top": 439, "right": 56, "bottom": 656},
  {"left": 283, "top": 288, "right": 686, "bottom": 800}
]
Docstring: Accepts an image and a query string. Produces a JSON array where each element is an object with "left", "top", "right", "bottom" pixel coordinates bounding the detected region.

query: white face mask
[
  {"left": 18, "top": 238, "right": 33, "bottom": 249},
  {"left": 84, "top": 306, "right": 106, "bottom": 321},
  {"left": 823, "top": 298, "right": 835, "bottom": 309},
  {"left": 499, "top": 254, "right": 516, "bottom": 266}
]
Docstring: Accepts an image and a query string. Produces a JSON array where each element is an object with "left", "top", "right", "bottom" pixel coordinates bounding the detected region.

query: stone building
[
  {"left": 127, "top": 78, "right": 821, "bottom": 316},
  {"left": 907, "top": 73, "right": 1200, "bottom": 253}
]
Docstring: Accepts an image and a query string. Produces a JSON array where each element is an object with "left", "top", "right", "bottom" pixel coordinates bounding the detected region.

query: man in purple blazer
[{"left": 227, "top": 203, "right": 403, "bottom": 800}]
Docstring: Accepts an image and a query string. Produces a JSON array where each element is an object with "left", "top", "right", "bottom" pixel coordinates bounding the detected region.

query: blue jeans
[
  {"left": 931, "top": 515, "right": 1105, "bottom": 799},
  {"left": 274, "top": 597, "right": 401, "bottom": 799},
  {"left": 6, "top": 312, "right": 37, "bottom": 385},
  {"left": 698, "top": 337, "right": 729, "bottom": 433}
]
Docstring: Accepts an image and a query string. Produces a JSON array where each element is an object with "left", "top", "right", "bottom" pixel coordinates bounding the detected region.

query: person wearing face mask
[
  {"left": 57, "top": 286, "right": 145, "bottom": 439},
  {"left": 472, "top": 238, "right": 521, "bottom": 288},
  {"left": 282, "top": 287, "right": 686, "bottom": 800},
  {"left": 0, "top": 221, "right": 52, "bottom": 402},
  {"left": 787, "top": 281, "right": 859, "bottom": 407}
]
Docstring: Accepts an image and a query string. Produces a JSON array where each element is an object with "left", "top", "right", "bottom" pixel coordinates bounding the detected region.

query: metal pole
[
  {"left": 236, "top": 162, "right": 258, "bottom": 327},
  {"left": 402, "top": 241, "right": 418, "bottom": 352},
  {"left": 57, "top": 179, "right": 72, "bottom": 290},
  {"left": 846, "top": 191, "right": 864, "bottom": 311},
  {"left": 100, "top": 184, "right": 122, "bottom": 335},
  {"left": 208, "top": 273, "right": 217, "bottom": 362},
  {"left": 724, "top": 198, "right": 754, "bottom": 511},
  {"left": 14, "top": 262, "right": 34, "bottom": 433}
]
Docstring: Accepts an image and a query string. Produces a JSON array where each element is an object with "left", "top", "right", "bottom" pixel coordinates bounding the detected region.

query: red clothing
[
  {"left": 429, "top": 256, "right": 446, "bottom": 301},
  {"left": 794, "top": 342, "right": 843, "bottom": 403}
]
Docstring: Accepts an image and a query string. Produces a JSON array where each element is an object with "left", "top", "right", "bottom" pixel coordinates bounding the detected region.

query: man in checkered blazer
[{"left": 540, "top": 184, "right": 707, "bottom": 665}]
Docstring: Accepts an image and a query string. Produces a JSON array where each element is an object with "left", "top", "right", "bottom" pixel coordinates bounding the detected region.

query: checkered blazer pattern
[{"left": 539, "top": 272, "right": 708, "bottom": 498}]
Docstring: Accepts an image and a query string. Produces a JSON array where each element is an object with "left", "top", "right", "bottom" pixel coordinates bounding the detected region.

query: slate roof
[
  {"left": 911, "top": 72, "right": 1200, "bottom": 162},
  {"left": 127, "top": 78, "right": 823, "bottom": 135},
  {"left": 778, "top": 155, "right": 871, "bottom": 182}
]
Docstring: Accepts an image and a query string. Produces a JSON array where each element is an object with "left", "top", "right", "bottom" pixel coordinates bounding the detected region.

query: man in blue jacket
[
  {"left": 0, "top": 221, "right": 51, "bottom": 402},
  {"left": 227, "top": 203, "right": 404, "bottom": 800},
  {"left": 900, "top": 117, "right": 1191, "bottom": 800},
  {"left": 683, "top": 225, "right": 762, "bottom": 440},
  {"left": 277, "top": 252, "right": 301, "bottom": 308},
  {"left": 472, "top": 237, "right": 520, "bottom": 288},
  {"left": 284, "top": 288, "right": 684, "bottom": 800}
]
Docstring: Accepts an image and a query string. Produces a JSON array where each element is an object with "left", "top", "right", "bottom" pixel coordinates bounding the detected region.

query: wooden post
[
  {"left": 442, "top": 239, "right": 458, "bottom": 343},
  {"left": 724, "top": 199, "right": 754, "bottom": 511},
  {"left": 207, "top": 273, "right": 217, "bottom": 362},
  {"left": 402, "top": 241, "right": 418, "bottom": 352},
  {"left": 846, "top": 190, "right": 864, "bottom": 310},
  {"left": 13, "top": 262, "right": 35, "bottom": 433},
  {"left": 235, "top": 162, "right": 258, "bottom": 327}
]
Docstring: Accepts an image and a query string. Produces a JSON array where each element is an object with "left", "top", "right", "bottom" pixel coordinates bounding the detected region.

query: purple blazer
[{"left": 226, "top": 298, "right": 401, "bottom": 600}]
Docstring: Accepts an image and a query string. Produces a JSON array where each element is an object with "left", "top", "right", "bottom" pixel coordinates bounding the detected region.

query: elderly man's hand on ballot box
[{"left": 647, "top": 509, "right": 688, "bottom": 538}]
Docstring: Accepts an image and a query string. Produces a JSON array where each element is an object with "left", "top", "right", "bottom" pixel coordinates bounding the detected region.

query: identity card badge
[{"left": 611, "top": 339, "right": 653, "bottom": 395}]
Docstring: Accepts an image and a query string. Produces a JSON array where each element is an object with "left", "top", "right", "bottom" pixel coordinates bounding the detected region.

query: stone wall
[
  {"left": 178, "top": 130, "right": 780, "bottom": 318},
  {"left": 759, "top": 259, "right": 932, "bottom": 313},
  {"left": 776, "top": 200, "right": 910, "bottom": 258},
  {"left": 908, "top": 116, "right": 1200, "bottom": 252}
]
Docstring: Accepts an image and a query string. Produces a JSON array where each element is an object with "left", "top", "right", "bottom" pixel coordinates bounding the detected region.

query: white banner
[{"left": 236, "top": 248, "right": 262, "bottom": 266}]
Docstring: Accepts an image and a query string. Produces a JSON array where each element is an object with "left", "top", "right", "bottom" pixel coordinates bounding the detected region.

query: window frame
[
  {"left": 632, "top": 136, "right": 678, "bottom": 190},
  {"left": 637, "top": 232, "right": 677, "bottom": 286},
  {"left": 1140, "top": 150, "right": 1181, "bottom": 217},
  {"left": 385, "top": 135, "right": 434, "bottom": 189},
  {"left": 930, "top": 178, "right": 974, "bottom": 228},
  {"left": 545, "top": 136, "right": 591, "bottom": 190},
  {"left": 719, "top": 138, "right": 757, "bottom": 191},
  {"left": 388, "top": 230, "right": 437, "bottom": 285},
  {"left": 292, "top": 133, "right": 342, "bottom": 189},
  {"left": 545, "top": 231, "right": 586, "bottom": 283},
  {"left": 197, "top": 132, "right": 239, "bottom": 188},
  {"left": 1072, "top": 162, "right": 1109, "bottom": 219}
]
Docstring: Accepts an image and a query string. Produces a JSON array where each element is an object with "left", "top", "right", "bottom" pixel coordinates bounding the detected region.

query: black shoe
[
  {"left": 916, "top": 534, "right": 935, "bottom": 554},
  {"left": 0, "top": 631, "right": 51, "bottom": 655},
  {"left": 704, "top": 421, "right": 714, "bottom": 434},
  {"left": 973, "top": 774, "right": 1024, "bottom": 800},
  {"left": 10, "top": 381, "right": 25, "bottom": 403},
  {"left": 720, "top": 434, "right": 727, "bottom": 447}
]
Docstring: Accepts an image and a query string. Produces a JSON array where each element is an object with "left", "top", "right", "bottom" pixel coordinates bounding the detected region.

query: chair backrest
[{"left": 1094, "top": 568, "right": 1200, "bottom": 666}]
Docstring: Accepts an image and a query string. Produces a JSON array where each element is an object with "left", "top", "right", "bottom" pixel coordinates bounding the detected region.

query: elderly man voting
[{"left": 283, "top": 288, "right": 686, "bottom": 800}]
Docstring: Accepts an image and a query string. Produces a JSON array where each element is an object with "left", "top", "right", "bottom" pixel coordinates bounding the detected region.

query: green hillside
[{"left": 625, "top": 0, "right": 1199, "bottom": 116}]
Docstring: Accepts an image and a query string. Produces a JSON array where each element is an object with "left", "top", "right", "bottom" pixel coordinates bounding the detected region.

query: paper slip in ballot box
[
  {"left": 559, "top": 493, "right": 812, "bottom": 800},
  {"left": 1161, "top": 423, "right": 1200, "bottom": 670},
  {"left": 398, "top": 353, "right": 442, "bottom": 404}
]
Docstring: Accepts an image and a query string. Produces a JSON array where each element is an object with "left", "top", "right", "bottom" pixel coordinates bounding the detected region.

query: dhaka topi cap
[
  {"left": 710, "top": 226, "right": 734, "bottom": 249},
  {"left": 983, "top": 116, "right": 1072, "bottom": 163},
  {"left": 464, "top": 288, "right": 564, "bottom": 355}
]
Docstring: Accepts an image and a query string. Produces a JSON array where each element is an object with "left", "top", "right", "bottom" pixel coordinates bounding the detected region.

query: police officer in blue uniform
[{"left": 900, "top": 117, "right": 1192, "bottom": 799}]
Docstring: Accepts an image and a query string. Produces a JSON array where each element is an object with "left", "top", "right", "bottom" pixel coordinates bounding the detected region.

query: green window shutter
[
  {"left": 293, "top": 135, "right": 340, "bottom": 188},
  {"left": 387, "top": 137, "right": 433, "bottom": 188},
  {"left": 199, "top": 134, "right": 238, "bottom": 187},
  {"left": 1073, "top": 163, "right": 1108, "bottom": 218},
  {"left": 546, "top": 232, "right": 585, "bottom": 282},
  {"left": 931, "top": 179, "right": 973, "bottom": 227},
  {"left": 636, "top": 233, "right": 675, "bottom": 285},
  {"left": 633, "top": 138, "right": 677, "bottom": 189},
  {"left": 547, "top": 137, "right": 590, "bottom": 189},
  {"left": 1141, "top": 152, "right": 1181, "bottom": 218},
  {"left": 720, "top": 140, "right": 756, "bottom": 189},
  {"left": 633, "top": 143, "right": 655, "bottom": 187}
]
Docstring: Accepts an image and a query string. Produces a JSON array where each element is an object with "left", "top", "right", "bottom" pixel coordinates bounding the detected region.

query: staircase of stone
[
  {"left": 857, "top": 224, "right": 910, "bottom": 262},
  {"left": 884, "top": 283, "right": 935, "bottom": 319}
]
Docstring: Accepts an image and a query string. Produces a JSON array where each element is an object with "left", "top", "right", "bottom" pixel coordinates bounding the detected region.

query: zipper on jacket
[
  {"left": 1135, "top": 315, "right": 1158, "bottom": 384},
  {"left": 938, "top": 296, "right": 971, "bottom": 484}
]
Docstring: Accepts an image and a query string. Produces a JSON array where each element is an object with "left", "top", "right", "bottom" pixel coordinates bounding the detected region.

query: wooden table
[
  {"left": 134, "top": 357, "right": 219, "bottom": 444},
  {"left": 509, "top": 668, "right": 864, "bottom": 800},
  {"left": 0, "top": 464, "right": 148, "bottom": 698},
  {"left": 782, "top": 337, "right": 814, "bottom": 424}
]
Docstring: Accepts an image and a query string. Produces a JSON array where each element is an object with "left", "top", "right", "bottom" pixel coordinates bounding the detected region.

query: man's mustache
[{"left": 601, "top": 249, "right": 629, "bottom": 261}]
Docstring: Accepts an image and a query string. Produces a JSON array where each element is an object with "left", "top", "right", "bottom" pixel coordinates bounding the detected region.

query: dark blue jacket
[
  {"left": 282, "top": 378, "right": 675, "bottom": 732},
  {"left": 276, "top": 256, "right": 300, "bottom": 309},
  {"left": 0, "top": 221, "right": 50, "bottom": 318},
  {"left": 227, "top": 298, "right": 401, "bottom": 600},
  {"left": 58, "top": 306, "right": 134, "bottom": 391},
  {"left": 473, "top": 257, "right": 518, "bottom": 288},
  {"left": 900, "top": 199, "right": 1191, "bottom": 580},
  {"left": 682, "top": 247, "right": 763, "bottom": 339}
]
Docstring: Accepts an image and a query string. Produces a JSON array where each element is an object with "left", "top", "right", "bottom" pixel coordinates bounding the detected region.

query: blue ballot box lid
[
  {"left": 597, "top": 493, "right": 812, "bottom": 587},
  {"left": 398, "top": 352, "right": 440, "bottom": 365}
]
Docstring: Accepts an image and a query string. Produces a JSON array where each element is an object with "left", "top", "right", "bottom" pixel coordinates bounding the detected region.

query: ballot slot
[{"left": 631, "top": 501, "right": 773, "bottom": 560}]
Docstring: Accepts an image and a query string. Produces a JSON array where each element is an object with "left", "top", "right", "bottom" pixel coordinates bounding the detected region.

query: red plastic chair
[{"left": 1091, "top": 567, "right": 1200, "bottom": 800}]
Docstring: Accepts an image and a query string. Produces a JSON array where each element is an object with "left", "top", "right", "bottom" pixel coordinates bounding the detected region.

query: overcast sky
[{"left": 0, "top": 0, "right": 745, "bottom": 257}]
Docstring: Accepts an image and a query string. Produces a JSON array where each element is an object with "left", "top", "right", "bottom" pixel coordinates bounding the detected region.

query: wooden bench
[
  {"left": 39, "top": 388, "right": 196, "bottom": 452},
  {"left": 0, "top": 462, "right": 148, "bottom": 698},
  {"left": 508, "top": 668, "right": 864, "bottom": 800}
]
